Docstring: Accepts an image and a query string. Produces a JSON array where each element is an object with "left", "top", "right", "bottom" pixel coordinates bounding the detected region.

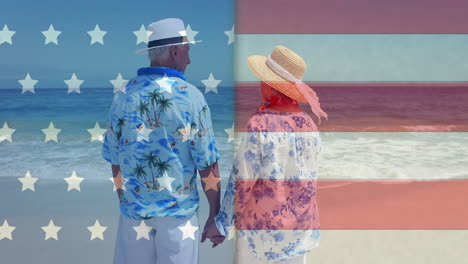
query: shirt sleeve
[
  {"left": 101, "top": 96, "right": 120, "bottom": 165},
  {"left": 214, "top": 164, "right": 236, "bottom": 237},
  {"left": 214, "top": 135, "right": 246, "bottom": 237},
  {"left": 214, "top": 130, "right": 260, "bottom": 236},
  {"left": 189, "top": 100, "right": 220, "bottom": 170}
]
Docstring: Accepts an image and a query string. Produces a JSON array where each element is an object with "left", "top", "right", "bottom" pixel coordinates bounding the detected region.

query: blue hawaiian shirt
[{"left": 102, "top": 67, "right": 220, "bottom": 220}]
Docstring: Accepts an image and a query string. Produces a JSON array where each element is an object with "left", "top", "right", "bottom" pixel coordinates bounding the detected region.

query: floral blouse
[{"left": 215, "top": 108, "right": 321, "bottom": 261}]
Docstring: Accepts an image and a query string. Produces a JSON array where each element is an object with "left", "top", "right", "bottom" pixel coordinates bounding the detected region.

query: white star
[
  {"left": 18, "top": 73, "right": 38, "bottom": 94},
  {"left": 136, "top": 123, "right": 153, "bottom": 142},
  {"left": 64, "top": 171, "right": 84, "bottom": 192},
  {"left": 87, "top": 122, "right": 106, "bottom": 142},
  {"left": 133, "top": 24, "right": 151, "bottom": 44},
  {"left": 0, "top": 220, "right": 16, "bottom": 240},
  {"left": 110, "top": 73, "right": 128, "bottom": 94},
  {"left": 108, "top": 176, "right": 127, "bottom": 191},
  {"left": 41, "top": 219, "right": 62, "bottom": 240},
  {"left": 133, "top": 220, "right": 153, "bottom": 240},
  {"left": 87, "top": 220, "right": 108, "bottom": 240},
  {"left": 0, "top": 122, "right": 16, "bottom": 143},
  {"left": 41, "top": 121, "right": 61, "bottom": 143},
  {"left": 158, "top": 171, "right": 175, "bottom": 192},
  {"left": 202, "top": 73, "right": 222, "bottom": 94},
  {"left": 64, "top": 73, "right": 84, "bottom": 94},
  {"left": 87, "top": 24, "right": 107, "bottom": 45},
  {"left": 18, "top": 170, "right": 38, "bottom": 192},
  {"left": 155, "top": 74, "right": 174, "bottom": 94},
  {"left": 183, "top": 24, "right": 199, "bottom": 44},
  {"left": 178, "top": 220, "right": 198, "bottom": 240},
  {"left": 41, "top": 24, "right": 61, "bottom": 45},
  {"left": 224, "top": 25, "right": 235, "bottom": 45},
  {"left": 178, "top": 123, "right": 191, "bottom": 142},
  {"left": 224, "top": 123, "right": 235, "bottom": 143},
  {"left": 0, "top": 25, "right": 15, "bottom": 45}
]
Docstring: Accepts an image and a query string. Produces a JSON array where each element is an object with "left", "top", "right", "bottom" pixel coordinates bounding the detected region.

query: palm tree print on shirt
[
  {"left": 115, "top": 117, "right": 126, "bottom": 141},
  {"left": 136, "top": 100, "right": 151, "bottom": 126},
  {"left": 133, "top": 163, "right": 149, "bottom": 189},
  {"left": 199, "top": 105, "right": 208, "bottom": 127},
  {"left": 154, "top": 157, "right": 171, "bottom": 190},
  {"left": 142, "top": 152, "right": 159, "bottom": 190},
  {"left": 141, "top": 92, "right": 174, "bottom": 128},
  {"left": 197, "top": 105, "right": 208, "bottom": 137},
  {"left": 156, "top": 96, "right": 173, "bottom": 125},
  {"left": 147, "top": 90, "right": 162, "bottom": 127}
]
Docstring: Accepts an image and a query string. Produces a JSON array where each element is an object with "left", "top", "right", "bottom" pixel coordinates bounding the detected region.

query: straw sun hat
[
  {"left": 247, "top": 45, "right": 328, "bottom": 123},
  {"left": 247, "top": 45, "right": 308, "bottom": 102}
]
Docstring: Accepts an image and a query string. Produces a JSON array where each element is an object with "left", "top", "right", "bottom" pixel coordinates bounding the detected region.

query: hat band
[
  {"left": 148, "top": 36, "right": 189, "bottom": 48},
  {"left": 265, "top": 55, "right": 301, "bottom": 83}
]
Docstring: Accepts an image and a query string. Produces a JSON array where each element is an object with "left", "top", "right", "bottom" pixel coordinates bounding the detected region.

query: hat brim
[
  {"left": 134, "top": 40, "right": 203, "bottom": 55},
  {"left": 247, "top": 55, "right": 307, "bottom": 103}
]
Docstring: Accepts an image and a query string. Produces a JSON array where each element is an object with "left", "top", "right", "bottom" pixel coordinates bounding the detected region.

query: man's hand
[
  {"left": 117, "top": 188, "right": 124, "bottom": 203},
  {"left": 201, "top": 217, "right": 225, "bottom": 248},
  {"left": 111, "top": 164, "right": 123, "bottom": 203},
  {"left": 198, "top": 162, "right": 224, "bottom": 247}
]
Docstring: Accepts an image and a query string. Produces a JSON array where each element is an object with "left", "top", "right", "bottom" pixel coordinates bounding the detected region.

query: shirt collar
[{"left": 137, "top": 67, "right": 186, "bottom": 81}]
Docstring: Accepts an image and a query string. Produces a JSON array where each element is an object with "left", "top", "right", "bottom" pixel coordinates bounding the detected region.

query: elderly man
[{"left": 102, "top": 18, "right": 225, "bottom": 264}]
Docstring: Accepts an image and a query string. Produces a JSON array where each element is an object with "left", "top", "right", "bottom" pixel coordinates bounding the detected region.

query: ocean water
[
  {"left": 317, "top": 131, "right": 468, "bottom": 180},
  {"left": 0, "top": 87, "right": 235, "bottom": 181},
  {"left": 236, "top": 85, "right": 468, "bottom": 181},
  {"left": 1, "top": 86, "right": 467, "bottom": 182},
  {"left": 236, "top": 85, "right": 468, "bottom": 132}
]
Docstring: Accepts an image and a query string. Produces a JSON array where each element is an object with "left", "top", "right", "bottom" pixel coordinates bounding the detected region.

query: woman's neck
[{"left": 268, "top": 104, "right": 303, "bottom": 112}]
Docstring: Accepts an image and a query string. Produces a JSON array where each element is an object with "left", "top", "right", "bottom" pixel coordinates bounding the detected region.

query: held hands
[{"left": 201, "top": 217, "right": 225, "bottom": 248}]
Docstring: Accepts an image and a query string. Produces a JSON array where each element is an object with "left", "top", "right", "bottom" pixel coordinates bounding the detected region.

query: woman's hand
[{"left": 201, "top": 217, "right": 225, "bottom": 248}]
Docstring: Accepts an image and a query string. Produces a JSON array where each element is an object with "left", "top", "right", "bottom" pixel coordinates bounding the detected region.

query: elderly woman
[{"left": 214, "top": 46, "right": 328, "bottom": 264}]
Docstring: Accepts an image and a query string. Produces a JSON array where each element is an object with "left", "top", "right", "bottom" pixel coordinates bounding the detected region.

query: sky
[{"left": 0, "top": 0, "right": 234, "bottom": 89}]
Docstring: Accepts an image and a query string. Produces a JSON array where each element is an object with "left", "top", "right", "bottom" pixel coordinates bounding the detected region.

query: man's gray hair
[
  {"left": 148, "top": 46, "right": 171, "bottom": 63},
  {"left": 148, "top": 44, "right": 188, "bottom": 63}
]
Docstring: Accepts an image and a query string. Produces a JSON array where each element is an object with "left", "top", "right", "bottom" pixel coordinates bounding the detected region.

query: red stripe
[
  {"left": 316, "top": 180, "right": 468, "bottom": 229},
  {"left": 235, "top": 180, "right": 319, "bottom": 230},
  {"left": 234, "top": 180, "right": 468, "bottom": 229},
  {"left": 235, "top": 83, "right": 468, "bottom": 132},
  {"left": 237, "top": 0, "right": 468, "bottom": 34}
]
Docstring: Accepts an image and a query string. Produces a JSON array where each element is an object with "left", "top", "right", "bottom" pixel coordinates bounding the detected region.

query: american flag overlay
[{"left": 1, "top": 0, "right": 468, "bottom": 263}]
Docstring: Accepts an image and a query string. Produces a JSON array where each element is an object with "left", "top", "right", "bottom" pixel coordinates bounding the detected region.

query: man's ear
[{"left": 170, "top": 45, "right": 178, "bottom": 57}]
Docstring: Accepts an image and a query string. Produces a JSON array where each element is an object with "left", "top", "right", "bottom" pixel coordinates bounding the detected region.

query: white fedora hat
[{"left": 135, "top": 18, "right": 202, "bottom": 55}]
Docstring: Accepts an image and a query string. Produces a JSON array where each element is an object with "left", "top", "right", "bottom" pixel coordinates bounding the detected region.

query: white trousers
[
  {"left": 234, "top": 235, "right": 307, "bottom": 264},
  {"left": 113, "top": 212, "right": 199, "bottom": 264}
]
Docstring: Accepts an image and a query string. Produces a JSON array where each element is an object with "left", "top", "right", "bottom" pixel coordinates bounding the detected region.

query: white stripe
[
  {"left": 236, "top": 34, "right": 468, "bottom": 82},
  {"left": 308, "top": 230, "right": 468, "bottom": 264},
  {"left": 231, "top": 131, "right": 468, "bottom": 180}
]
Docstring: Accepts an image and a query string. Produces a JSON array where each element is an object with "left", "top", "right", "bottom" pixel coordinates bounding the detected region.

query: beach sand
[
  {"left": 1, "top": 177, "right": 467, "bottom": 264},
  {"left": 0, "top": 177, "right": 233, "bottom": 264}
]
